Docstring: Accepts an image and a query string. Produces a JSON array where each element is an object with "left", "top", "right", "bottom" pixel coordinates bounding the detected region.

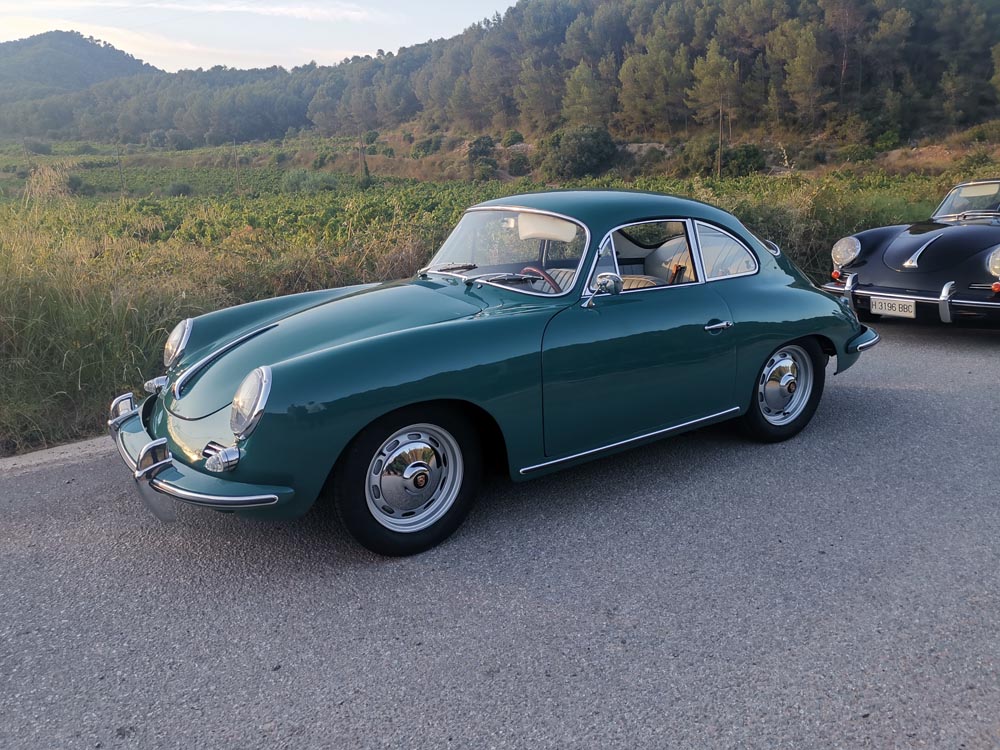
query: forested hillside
[
  {"left": 0, "top": 30, "right": 158, "bottom": 104},
  {"left": 2, "top": 0, "right": 1000, "bottom": 147}
]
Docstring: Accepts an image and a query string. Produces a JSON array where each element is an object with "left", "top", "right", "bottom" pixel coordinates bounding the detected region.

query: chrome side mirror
[
  {"left": 595, "top": 272, "right": 623, "bottom": 295},
  {"left": 583, "top": 272, "right": 624, "bottom": 308}
]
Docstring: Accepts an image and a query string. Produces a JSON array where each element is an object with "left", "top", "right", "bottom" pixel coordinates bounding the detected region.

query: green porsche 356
[{"left": 109, "top": 190, "right": 879, "bottom": 555}]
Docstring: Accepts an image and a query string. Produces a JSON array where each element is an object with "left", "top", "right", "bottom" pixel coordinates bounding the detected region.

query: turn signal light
[
  {"left": 831, "top": 269, "right": 841, "bottom": 281},
  {"left": 992, "top": 281, "right": 1000, "bottom": 294}
]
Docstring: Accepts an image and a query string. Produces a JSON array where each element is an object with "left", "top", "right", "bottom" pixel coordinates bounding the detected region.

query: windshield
[
  {"left": 423, "top": 209, "right": 587, "bottom": 296},
  {"left": 934, "top": 182, "right": 1000, "bottom": 217}
]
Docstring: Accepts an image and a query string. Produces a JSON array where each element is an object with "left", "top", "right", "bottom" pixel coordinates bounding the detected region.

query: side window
[
  {"left": 696, "top": 223, "right": 758, "bottom": 280},
  {"left": 610, "top": 220, "right": 698, "bottom": 290}
]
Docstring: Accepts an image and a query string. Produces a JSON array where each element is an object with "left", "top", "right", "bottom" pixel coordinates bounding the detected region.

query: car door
[{"left": 540, "top": 219, "right": 738, "bottom": 458}]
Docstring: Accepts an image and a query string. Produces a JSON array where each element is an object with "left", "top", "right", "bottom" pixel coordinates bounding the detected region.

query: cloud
[
  {"left": 0, "top": 0, "right": 386, "bottom": 24},
  {"left": 0, "top": 16, "right": 372, "bottom": 70}
]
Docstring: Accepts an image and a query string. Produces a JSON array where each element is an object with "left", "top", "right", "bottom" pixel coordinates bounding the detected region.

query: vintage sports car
[
  {"left": 823, "top": 179, "right": 1000, "bottom": 323},
  {"left": 109, "top": 190, "right": 879, "bottom": 556}
]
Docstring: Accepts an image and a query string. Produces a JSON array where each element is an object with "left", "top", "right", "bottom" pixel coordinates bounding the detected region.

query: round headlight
[
  {"left": 163, "top": 318, "right": 192, "bottom": 368},
  {"left": 831, "top": 236, "right": 861, "bottom": 267},
  {"left": 230, "top": 366, "right": 271, "bottom": 440},
  {"left": 988, "top": 247, "right": 1000, "bottom": 277}
]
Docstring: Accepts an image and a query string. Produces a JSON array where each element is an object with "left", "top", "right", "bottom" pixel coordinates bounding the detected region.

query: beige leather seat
[
  {"left": 621, "top": 275, "right": 661, "bottom": 290},
  {"left": 645, "top": 236, "right": 696, "bottom": 284}
]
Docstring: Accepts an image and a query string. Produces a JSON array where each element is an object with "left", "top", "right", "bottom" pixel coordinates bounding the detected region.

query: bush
[
  {"left": 873, "top": 130, "right": 901, "bottom": 152},
  {"left": 676, "top": 134, "right": 718, "bottom": 176},
  {"left": 166, "top": 182, "right": 193, "bottom": 197},
  {"left": 166, "top": 130, "right": 193, "bottom": 150},
  {"left": 363, "top": 130, "right": 379, "bottom": 145},
  {"left": 501, "top": 129, "right": 524, "bottom": 147},
  {"left": 540, "top": 125, "right": 617, "bottom": 179},
  {"left": 508, "top": 151, "right": 531, "bottom": 177},
  {"left": 468, "top": 135, "right": 495, "bottom": 162},
  {"left": 722, "top": 144, "right": 766, "bottom": 177},
  {"left": 72, "top": 143, "right": 97, "bottom": 155},
  {"left": 23, "top": 140, "right": 52, "bottom": 155},
  {"left": 66, "top": 175, "right": 95, "bottom": 196},
  {"left": 472, "top": 157, "right": 499, "bottom": 181},
  {"left": 837, "top": 144, "right": 877, "bottom": 163},
  {"left": 411, "top": 135, "right": 443, "bottom": 158}
]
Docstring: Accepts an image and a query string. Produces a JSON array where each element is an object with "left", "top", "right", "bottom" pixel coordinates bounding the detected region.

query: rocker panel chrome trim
[{"left": 519, "top": 407, "right": 740, "bottom": 475}]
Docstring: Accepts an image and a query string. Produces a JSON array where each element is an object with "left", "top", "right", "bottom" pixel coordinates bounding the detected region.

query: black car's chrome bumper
[
  {"left": 108, "top": 393, "right": 292, "bottom": 521},
  {"left": 823, "top": 275, "right": 1000, "bottom": 323}
]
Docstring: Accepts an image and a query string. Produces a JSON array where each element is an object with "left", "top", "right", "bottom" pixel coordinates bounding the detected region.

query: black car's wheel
[
  {"left": 333, "top": 405, "right": 481, "bottom": 556},
  {"left": 740, "top": 338, "right": 826, "bottom": 443}
]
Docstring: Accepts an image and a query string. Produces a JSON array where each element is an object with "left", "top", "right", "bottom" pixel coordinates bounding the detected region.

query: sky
[{"left": 0, "top": 0, "right": 516, "bottom": 71}]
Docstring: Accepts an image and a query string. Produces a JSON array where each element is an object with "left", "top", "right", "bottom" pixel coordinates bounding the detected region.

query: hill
[
  {"left": 0, "top": 30, "right": 159, "bottom": 104},
  {"left": 2, "top": 1, "right": 1000, "bottom": 158}
]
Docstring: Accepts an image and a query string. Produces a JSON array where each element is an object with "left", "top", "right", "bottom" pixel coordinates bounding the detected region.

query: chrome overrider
[
  {"left": 824, "top": 275, "right": 1000, "bottom": 323},
  {"left": 108, "top": 392, "right": 281, "bottom": 522}
]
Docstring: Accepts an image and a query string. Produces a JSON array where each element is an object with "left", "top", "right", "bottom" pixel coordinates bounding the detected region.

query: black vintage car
[{"left": 823, "top": 179, "right": 1000, "bottom": 323}]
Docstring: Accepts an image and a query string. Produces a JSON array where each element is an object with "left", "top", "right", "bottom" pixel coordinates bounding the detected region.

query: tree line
[{"left": 2, "top": 0, "right": 999, "bottom": 146}]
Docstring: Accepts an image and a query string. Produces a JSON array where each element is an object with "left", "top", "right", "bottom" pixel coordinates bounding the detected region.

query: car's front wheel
[
  {"left": 740, "top": 339, "right": 826, "bottom": 442},
  {"left": 333, "top": 405, "right": 481, "bottom": 556}
]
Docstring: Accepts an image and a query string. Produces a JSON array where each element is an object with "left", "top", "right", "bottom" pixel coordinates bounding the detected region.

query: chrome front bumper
[
  {"left": 823, "top": 276, "right": 1000, "bottom": 323},
  {"left": 108, "top": 393, "right": 291, "bottom": 521}
]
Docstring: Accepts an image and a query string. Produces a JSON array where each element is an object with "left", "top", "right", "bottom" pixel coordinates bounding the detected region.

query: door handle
[{"left": 704, "top": 320, "right": 734, "bottom": 331}]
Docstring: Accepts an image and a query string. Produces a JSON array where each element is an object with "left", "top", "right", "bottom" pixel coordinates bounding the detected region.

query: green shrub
[
  {"left": 873, "top": 130, "right": 901, "bottom": 152},
  {"left": 411, "top": 136, "right": 443, "bottom": 158},
  {"left": 363, "top": 130, "right": 379, "bottom": 145},
  {"left": 540, "top": 126, "right": 617, "bottom": 179},
  {"left": 508, "top": 151, "right": 531, "bottom": 176},
  {"left": 837, "top": 144, "right": 877, "bottom": 163},
  {"left": 676, "top": 135, "right": 718, "bottom": 176},
  {"left": 722, "top": 145, "right": 766, "bottom": 177},
  {"left": 166, "top": 182, "right": 193, "bottom": 197},
  {"left": 501, "top": 129, "right": 524, "bottom": 147},
  {"left": 472, "top": 157, "right": 499, "bottom": 181},
  {"left": 24, "top": 140, "right": 52, "bottom": 155}
]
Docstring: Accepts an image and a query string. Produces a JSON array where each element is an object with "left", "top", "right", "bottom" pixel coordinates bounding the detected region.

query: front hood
[
  {"left": 882, "top": 221, "right": 1000, "bottom": 273},
  {"left": 165, "top": 279, "right": 484, "bottom": 419}
]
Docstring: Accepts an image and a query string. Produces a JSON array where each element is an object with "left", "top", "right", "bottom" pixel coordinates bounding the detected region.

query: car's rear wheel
[
  {"left": 740, "top": 339, "right": 826, "bottom": 442},
  {"left": 333, "top": 405, "right": 481, "bottom": 556}
]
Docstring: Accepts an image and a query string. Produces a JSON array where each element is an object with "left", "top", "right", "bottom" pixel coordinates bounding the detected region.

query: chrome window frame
[
  {"left": 581, "top": 218, "right": 706, "bottom": 303},
  {"left": 692, "top": 220, "right": 760, "bottom": 282},
  {"left": 444, "top": 206, "right": 592, "bottom": 299}
]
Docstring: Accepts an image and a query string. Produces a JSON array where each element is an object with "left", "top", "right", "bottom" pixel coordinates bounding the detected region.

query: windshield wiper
[
  {"left": 419, "top": 262, "right": 478, "bottom": 276},
  {"left": 466, "top": 272, "right": 539, "bottom": 286}
]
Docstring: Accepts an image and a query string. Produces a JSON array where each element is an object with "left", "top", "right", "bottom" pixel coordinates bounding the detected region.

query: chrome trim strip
[
  {"left": 855, "top": 329, "right": 881, "bottom": 352},
  {"left": 581, "top": 218, "right": 708, "bottom": 303},
  {"left": 969, "top": 283, "right": 997, "bottom": 290},
  {"left": 843, "top": 273, "right": 858, "bottom": 311},
  {"left": 902, "top": 235, "right": 941, "bottom": 269},
  {"left": 458, "top": 206, "right": 591, "bottom": 299},
  {"left": 519, "top": 407, "right": 740, "bottom": 475},
  {"left": 113, "top": 423, "right": 138, "bottom": 471},
  {"left": 173, "top": 324, "right": 278, "bottom": 398},
  {"left": 947, "top": 299, "right": 1000, "bottom": 309},
  {"left": 692, "top": 220, "right": 761, "bottom": 280},
  {"left": 939, "top": 281, "right": 956, "bottom": 324},
  {"left": 147, "top": 478, "right": 278, "bottom": 508}
]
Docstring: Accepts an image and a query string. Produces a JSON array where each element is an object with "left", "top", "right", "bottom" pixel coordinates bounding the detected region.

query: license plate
[{"left": 869, "top": 296, "right": 916, "bottom": 318}]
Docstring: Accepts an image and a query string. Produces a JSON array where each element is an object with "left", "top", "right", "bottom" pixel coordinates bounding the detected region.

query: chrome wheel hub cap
[
  {"left": 757, "top": 345, "right": 813, "bottom": 426},
  {"left": 365, "top": 424, "right": 463, "bottom": 533}
]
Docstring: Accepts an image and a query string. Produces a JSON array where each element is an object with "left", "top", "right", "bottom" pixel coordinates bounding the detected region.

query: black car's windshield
[
  {"left": 422, "top": 209, "right": 587, "bottom": 296},
  {"left": 934, "top": 181, "right": 1000, "bottom": 218}
]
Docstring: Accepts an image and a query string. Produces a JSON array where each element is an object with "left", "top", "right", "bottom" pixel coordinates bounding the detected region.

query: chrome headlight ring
[
  {"left": 163, "top": 318, "right": 193, "bottom": 368},
  {"left": 831, "top": 236, "right": 861, "bottom": 268},
  {"left": 230, "top": 366, "right": 272, "bottom": 440},
  {"left": 987, "top": 246, "right": 1000, "bottom": 278}
]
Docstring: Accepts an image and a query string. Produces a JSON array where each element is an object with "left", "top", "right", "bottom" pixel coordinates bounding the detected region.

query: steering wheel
[{"left": 520, "top": 266, "right": 562, "bottom": 294}]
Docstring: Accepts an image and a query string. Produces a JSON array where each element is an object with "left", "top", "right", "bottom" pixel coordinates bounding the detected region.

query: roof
[{"left": 474, "top": 189, "right": 741, "bottom": 243}]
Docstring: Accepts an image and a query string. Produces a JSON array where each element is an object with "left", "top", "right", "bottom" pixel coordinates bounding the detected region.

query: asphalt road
[{"left": 3, "top": 320, "right": 1000, "bottom": 749}]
